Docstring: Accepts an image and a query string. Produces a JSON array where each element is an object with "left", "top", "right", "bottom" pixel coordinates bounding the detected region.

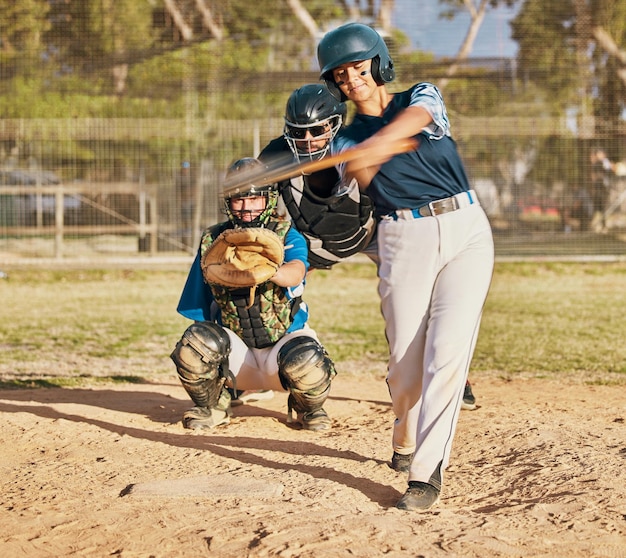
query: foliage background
[{"left": 0, "top": 0, "right": 625, "bottom": 258}]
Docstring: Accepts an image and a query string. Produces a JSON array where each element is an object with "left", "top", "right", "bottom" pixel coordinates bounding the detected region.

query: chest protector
[
  {"left": 280, "top": 169, "right": 376, "bottom": 269},
  {"left": 200, "top": 220, "right": 297, "bottom": 349}
]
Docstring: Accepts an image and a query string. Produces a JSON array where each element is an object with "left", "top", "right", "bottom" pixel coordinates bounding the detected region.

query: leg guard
[
  {"left": 277, "top": 336, "right": 336, "bottom": 431},
  {"left": 170, "top": 322, "right": 232, "bottom": 429}
]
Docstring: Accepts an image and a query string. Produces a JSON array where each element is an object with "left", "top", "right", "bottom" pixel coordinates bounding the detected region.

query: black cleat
[
  {"left": 461, "top": 380, "right": 477, "bottom": 410},
  {"left": 390, "top": 451, "right": 414, "bottom": 473},
  {"left": 396, "top": 481, "right": 440, "bottom": 511}
]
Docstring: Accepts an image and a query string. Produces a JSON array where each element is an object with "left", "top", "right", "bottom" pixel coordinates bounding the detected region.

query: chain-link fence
[{"left": 1, "top": 1, "right": 625, "bottom": 262}]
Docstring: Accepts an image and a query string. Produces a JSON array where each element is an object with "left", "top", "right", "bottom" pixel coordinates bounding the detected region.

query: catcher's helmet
[
  {"left": 283, "top": 84, "right": 346, "bottom": 163},
  {"left": 317, "top": 22, "right": 394, "bottom": 100},
  {"left": 222, "top": 158, "right": 278, "bottom": 227}
]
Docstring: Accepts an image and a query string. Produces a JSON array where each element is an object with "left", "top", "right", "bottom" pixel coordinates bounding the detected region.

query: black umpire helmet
[
  {"left": 283, "top": 84, "right": 346, "bottom": 162},
  {"left": 317, "top": 22, "right": 395, "bottom": 100},
  {"left": 285, "top": 83, "right": 347, "bottom": 126}
]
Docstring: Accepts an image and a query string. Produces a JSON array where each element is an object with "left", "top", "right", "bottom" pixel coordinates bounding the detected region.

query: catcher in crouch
[{"left": 171, "top": 157, "right": 336, "bottom": 432}]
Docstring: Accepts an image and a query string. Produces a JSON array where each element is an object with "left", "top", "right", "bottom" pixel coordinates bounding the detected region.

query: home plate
[{"left": 121, "top": 474, "right": 284, "bottom": 499}]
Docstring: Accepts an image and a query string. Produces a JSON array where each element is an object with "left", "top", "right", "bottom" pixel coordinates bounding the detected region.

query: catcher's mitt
[{"left": 201, "top": 227, "right": 285, "bottom": 289}]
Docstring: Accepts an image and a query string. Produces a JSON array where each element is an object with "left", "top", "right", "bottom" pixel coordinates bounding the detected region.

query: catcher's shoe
[
  {"left": 395, "top": 481, "right": 440, "bottom": 511},
  {"left": 390, "top": 451, "right": 414, "bottom": 473},
  {"left": 182, "top": 406, "right": 231, "bottom": 430},
  {"left": 461, "top": 381, "right": 477, "bottom": 411},
  {"left": 302, "top": 408, "right": 332, "bottom": 431},
  {"left": 288, "top": 408, "right": 332, "bottom": 431}
]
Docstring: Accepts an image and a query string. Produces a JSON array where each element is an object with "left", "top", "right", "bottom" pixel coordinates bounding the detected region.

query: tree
[
  {"left": 511, "top": 0, "right": 625, "bottom": 134},
  {"left": 0, "top": 0, "right": 50, "bottom": 80},
  {"left": 589, "top": 0, "right": 626, "bottom": 135},
  {"left": 436, "top": 0, "right": 520, "bottom": 89},
  {"left": 45, "top": 0, "right": 156, "bottom": 94}
]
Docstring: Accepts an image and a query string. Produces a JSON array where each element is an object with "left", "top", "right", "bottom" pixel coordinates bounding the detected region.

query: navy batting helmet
[{"left": 317, "top": 22, "right": 394, "bottom": 99}]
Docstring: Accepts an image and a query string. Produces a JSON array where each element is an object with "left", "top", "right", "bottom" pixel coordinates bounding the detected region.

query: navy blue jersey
[{"left": 333, "top": 83, "right": 472, "bottom": 218}]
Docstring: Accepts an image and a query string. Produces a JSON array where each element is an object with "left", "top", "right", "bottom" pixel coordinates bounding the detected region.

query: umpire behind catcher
[
  {"left": 171, "top": 157, "right": 336, "bottom": 432},
  {"left": 259, "top": 83, "right": 376, "bottom": 270}
]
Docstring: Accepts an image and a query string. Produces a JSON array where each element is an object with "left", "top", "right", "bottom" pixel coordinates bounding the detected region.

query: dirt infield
[{"left": 0, "top": 373, "right": 624, "bottom": 557}]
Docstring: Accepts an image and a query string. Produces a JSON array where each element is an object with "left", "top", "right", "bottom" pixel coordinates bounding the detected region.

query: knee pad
[
  {"left": 171, "top": 321, "right": 231, "bottom": 382},
  {"left": 278, "top": 337, "right": 336, "bottom": 412}
]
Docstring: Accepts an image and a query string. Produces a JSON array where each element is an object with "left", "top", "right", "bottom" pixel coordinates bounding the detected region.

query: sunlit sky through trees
[{"left": 393, "top": 1, "right": 520, "bottom": 57}]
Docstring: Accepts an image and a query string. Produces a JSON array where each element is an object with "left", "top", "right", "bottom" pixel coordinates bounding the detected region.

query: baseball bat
[{"left": 221, "top": 137, "right": 418, "bottom": 198}]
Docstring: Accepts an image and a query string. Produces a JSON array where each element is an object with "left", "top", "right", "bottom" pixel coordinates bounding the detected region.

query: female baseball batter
[{"left": 317, "top": 23, "right": 494, "bottom": 510}]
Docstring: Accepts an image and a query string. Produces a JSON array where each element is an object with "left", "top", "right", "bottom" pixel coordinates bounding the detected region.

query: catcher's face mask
[
  {"left": 224, "top": 189, "right": 278, "bottom": 228},
  {"left": 222, "top": 157, "right": 279, "bottom": 227},
  {"left": 229, "top": 195, "right": 266, "bottom": 223}
]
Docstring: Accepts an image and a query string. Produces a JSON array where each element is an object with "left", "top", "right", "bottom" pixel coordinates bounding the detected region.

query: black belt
[{"left": 387, "top": 190, "right": 478, "bottom": 220}]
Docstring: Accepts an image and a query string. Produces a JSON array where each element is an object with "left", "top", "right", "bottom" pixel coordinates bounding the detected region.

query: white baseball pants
[
  {"left": 377, "top": 203, "right": 494, "bottom": 486},
  {"left": 224, "top": 326, "right": 320, "bottom": 392}
]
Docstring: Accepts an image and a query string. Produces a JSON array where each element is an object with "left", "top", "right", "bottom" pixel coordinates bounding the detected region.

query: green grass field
[{"left": 1, "top": 261, "right": 624, "bottom": 388}]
